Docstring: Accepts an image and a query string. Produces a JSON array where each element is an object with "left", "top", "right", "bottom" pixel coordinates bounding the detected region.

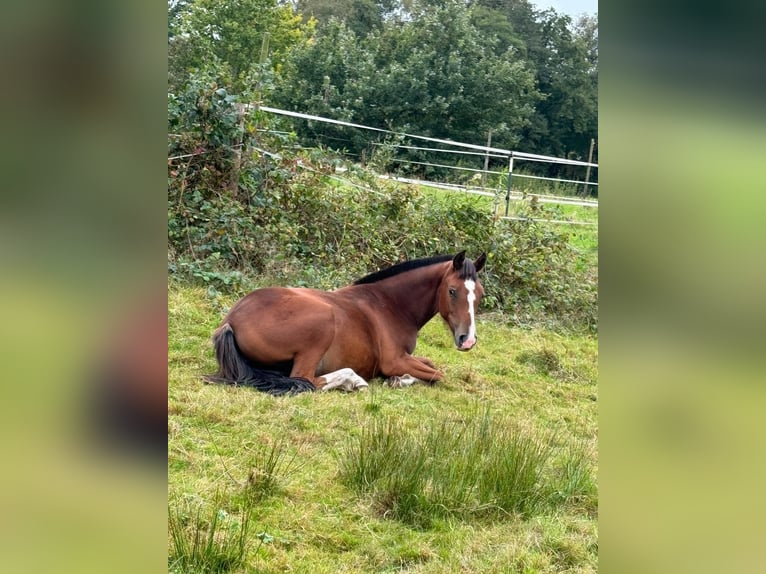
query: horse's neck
[{"left": 372, "top": 266, "right": 443, "bottom": 329}]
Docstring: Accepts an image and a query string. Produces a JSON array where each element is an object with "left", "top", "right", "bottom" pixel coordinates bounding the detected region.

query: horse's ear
[
  {"left": 474, "top": 252, "right": 487, "bottom": 273},
  {"left": 452, "top": 250, "right": 466, "bottom": 271}
]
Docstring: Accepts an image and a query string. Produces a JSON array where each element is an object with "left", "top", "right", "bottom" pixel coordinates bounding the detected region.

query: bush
[{"left": 484, "top": 219, "right": 597, "bottom": 331}]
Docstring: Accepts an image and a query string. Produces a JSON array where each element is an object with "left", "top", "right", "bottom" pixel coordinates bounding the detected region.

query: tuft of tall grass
[
  {"left": 339, "top": 416, "right": 409, "bottom": 490},
  {"left": 545, "top": 442, "right": 598, "bottom": 513},
  {"left": 338, "top": 409, "right": 595, "bottom": 526},
  {"left": 242, "top": 438, "right": 303, "bottom": 503},
  {"left": 168, "top": 491, "right": 254, "bottom": 573},
  {"left": 473, "top": 423, "right": 552, "bottom": 517},
  {"left": 516, "top": 348, "right": 561, "bottom": 375}
]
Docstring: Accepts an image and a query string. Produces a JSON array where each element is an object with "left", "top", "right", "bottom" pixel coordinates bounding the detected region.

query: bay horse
[{"left": 204, "top": 251, "right": 486, "bottom": 395}]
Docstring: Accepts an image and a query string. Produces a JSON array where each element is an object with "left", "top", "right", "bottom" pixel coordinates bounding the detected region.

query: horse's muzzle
[{"left": 456, "top": 333, "right": 477, "bottom": 351}]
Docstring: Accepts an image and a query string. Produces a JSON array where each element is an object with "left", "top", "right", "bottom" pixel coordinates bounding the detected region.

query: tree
[
  {"left": 469, "top": 4, "right": 526, "bottom": 56},
  {"left": 208, "top": 0, "right": 598, "bottom": 167},
  {"left": 468, "top": 0, "right": 543, "bottom": 58},
  {"left": 467, "top": 1, "right": 598, "bottom": 160},
  {"left": 274, "top": 0, "right": 540, "bottom": 168},
  {"left": 168, "top": 0, "right": 312, "bottom": 91},
  {"left": 295, "top": 0, "right": 398, "bottom": 37},
  {"left": 520, "top": 9, "right": 597, "bottom": 160}
]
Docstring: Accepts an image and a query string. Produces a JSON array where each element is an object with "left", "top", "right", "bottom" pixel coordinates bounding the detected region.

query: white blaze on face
[{"left": 463, "top": 279, "right": 477, "bottom": 349}]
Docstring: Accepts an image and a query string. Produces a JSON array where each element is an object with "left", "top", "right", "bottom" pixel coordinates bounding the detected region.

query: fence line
[
  {"left": 380, "top": 175, "right": 599, "bottom": 210},
  {"left": 171, "top": 106, "right": 599, "bottom": 226},
  {"left": 390, "top": 158, "right": 504, "bottom": 175},
  {"left": 511, "top": 150, "right": 596, "bottom": 168},
  {"left": 258, "top": 105, "right": 516, "bottom": 155},
  {"left": 512, "top": 172, "right": 599, "bottom": 187},
  {"left": 257, "top": 105, "right": 598, "bottom": 216},
  {"left": 258, "top": 105, "right": 598, "bottom": 168},
  {"left": 380, "top": 175, "right": 497, "bottom": 198},
  {"left": 371, "top": 142, "right": 508, "bottom": 159},
  {"left": 500, "top": 216, "right": 597, "bottom": 226},
  {"left": 255, "top": 124, "right": 592, "bottom": 174}
]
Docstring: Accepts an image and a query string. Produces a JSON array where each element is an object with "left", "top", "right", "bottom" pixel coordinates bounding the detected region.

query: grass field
[{"left": 168, "top": 283, "right": 598, "bottom": 573}]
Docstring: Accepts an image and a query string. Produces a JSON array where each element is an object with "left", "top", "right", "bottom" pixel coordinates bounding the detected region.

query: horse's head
[{"left": 438, "top": 251, "right": 486, "bottom": 351}]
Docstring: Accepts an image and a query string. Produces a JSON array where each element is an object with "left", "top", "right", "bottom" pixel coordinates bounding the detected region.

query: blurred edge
[
  {"left": 0, "top": 1, "right": 167, "bottom": 573},
  {"left": 600, "top": 1, "right": 766, "bottom": 573},
  {"left": 1, "top": 0, "right": 765, "bottom": 572}
]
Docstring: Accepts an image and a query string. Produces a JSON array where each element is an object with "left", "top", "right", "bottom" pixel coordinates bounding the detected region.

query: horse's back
[{"left": 225, "top": 287, "right": 336, "bottom": 365}]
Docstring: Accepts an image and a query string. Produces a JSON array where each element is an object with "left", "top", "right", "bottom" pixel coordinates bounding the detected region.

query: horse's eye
[{"left": 448, "top": 287, "right": 457, "bottom": 298}]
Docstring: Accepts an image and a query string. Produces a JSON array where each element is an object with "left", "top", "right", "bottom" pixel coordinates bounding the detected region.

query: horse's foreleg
[
  {"left": 413, "top": 356, "right": 436, "bottom": 369},
  {"left": 384, "top": 356, "right": 439, "bottom": 387},
  {"left": 385, "top": 355, "right": 443, "bottom": 385}
]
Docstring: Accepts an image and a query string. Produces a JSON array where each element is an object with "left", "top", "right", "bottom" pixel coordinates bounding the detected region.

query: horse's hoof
[
  {"left": 398, "top": 374, "right": 417, "bottom": 387},
  {"left": 385, "top": 374, "right": 417, "bottom": 388},
  {"left": 321, "top": 370, "right": 369, "bottom": 392}
]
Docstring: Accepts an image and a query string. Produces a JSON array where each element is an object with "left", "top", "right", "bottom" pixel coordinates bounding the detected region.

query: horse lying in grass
[{"left": 204, "top": 251, "right": 486, "bottom": 395}]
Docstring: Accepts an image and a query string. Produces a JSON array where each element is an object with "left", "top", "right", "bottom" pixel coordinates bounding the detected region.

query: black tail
[{"left": 203, "top": 323, "right": 315, "bottom": 396}]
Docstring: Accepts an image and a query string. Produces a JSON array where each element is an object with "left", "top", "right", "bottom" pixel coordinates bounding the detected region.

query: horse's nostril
[{"left": 457, "top": 334, "right": 467, "bottom": 346}]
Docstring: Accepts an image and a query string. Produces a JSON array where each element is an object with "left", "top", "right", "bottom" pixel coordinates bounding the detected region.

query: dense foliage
[{"left": 168, "top": 74, "right": 597, "bottom": 330}]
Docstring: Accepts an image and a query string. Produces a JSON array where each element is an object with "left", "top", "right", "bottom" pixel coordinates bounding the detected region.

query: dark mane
[{"left": 354, "top": 254, "right": 477, "bottom": 285}]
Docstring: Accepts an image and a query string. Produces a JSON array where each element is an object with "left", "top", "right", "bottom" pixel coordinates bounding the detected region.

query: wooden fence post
[
  {"left": 504, "top": 152, "right": 514, "bottom": 216},
  {"left": 582, "top": 138, "right": 595, "bottom": 196},
  {"left": 481, "top": 129, "right": 492, "bottom": 187},
  {"left": 229, "top": 103, "right": 245, "bottom": 194}
]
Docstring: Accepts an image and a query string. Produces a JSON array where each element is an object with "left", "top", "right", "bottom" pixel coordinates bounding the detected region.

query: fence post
[
  {"left": 504, "top": 152, "right": 514, "bottom": 216},
  {"left": 229, "top": 103, "right": 245, "bottom": 194},
  {"left": 582, "top": 138, "right": 595, "bottom": 196},
  {"left": 481, "top": 129, "right": 492, "bottom": 187},
  {"left": 256, "top": 32, "right": 270, "bottom": 106}
]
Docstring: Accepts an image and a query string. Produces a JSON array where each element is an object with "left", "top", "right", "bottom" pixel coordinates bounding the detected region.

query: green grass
[{"left": 169, "top": 283, "right": 598, "bottom": 573}]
